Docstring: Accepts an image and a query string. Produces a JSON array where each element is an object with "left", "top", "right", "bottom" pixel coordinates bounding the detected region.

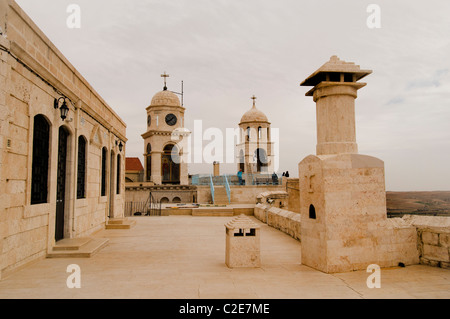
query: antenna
[{"left": 171, "top": 81, "right": 184, "bottom": 107}]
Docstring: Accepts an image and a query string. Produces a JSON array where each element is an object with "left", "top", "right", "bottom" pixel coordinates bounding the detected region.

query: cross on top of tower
[
  {"left": 161, "top": 72, "right": 169, "bottom": 90},
  {"left": 251, "top": 95, "right": 257, "bottom": 107}
]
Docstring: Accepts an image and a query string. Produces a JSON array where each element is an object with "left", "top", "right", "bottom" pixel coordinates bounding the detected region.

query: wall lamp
[
  {"left": 116, "top": 140, "right": 123, "bottom": 152},
  {"left": 54, "top": 97, "right": 70, "bottom": 121}
]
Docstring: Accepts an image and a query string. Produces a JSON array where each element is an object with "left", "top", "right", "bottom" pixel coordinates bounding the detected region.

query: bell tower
[
  {"left": 142, "top": 73, "right": 190, "bottom": 185},
  {"left": 236, "top": 96, "right": 274, "bottom": 178}
]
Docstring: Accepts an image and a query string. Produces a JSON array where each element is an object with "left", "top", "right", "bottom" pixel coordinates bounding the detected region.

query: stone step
[
  {"left": 52, "top": 238, "right": 92, "bottom": 251},
  {"left": 214, "top": 193, "right": 228, "bottom": 198},
  {"left": 212, "top": 185, "right": 231, "bottom": 205},
  {"left": 214, "top": 196, "right": 229, "bottom": 201},
  {"left": 106, "top": 218, "right": 136, "bottom": 229},
  {"left": 214, "top": 201, "right": 229, "bottom": 205},
  {"left": 47, "top": 238, "right": 109, "bottom": 258}
]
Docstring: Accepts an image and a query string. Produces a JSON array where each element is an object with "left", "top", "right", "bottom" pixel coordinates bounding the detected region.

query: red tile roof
[{"left": 125, "top": 157, "right": 144, "bottom": 172}]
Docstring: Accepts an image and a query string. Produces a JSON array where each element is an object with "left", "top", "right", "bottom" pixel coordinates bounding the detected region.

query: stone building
[
  {"left": 0, "top": 0, "right": 127, "bottom": 279},
  {"left": 141, "top": 76, "right": 190, "bottom": 186},
  {"left": 236, "top": 96, "right": 275, "bottom": 178}
]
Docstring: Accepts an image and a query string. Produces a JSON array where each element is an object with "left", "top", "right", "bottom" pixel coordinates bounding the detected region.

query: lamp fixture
[
  {"left": 115, "top": 140, "right": 123, "bottom": 152},
  {"left": 54, "top": 97, "right": 70, "bottom": 121}
]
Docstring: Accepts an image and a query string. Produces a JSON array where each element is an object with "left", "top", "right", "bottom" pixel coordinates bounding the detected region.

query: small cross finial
[
  {"left": 251, "top": 95, "right": 257, "bottom": 107},
  {"left": 161, "top": 72, "right": 170, "bottom": 90}
]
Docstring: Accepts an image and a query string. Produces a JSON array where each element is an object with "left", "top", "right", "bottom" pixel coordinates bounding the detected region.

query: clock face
[
  {"left": 147, "top": 115, "right": 151, "bottom": 127},
  {"left": 165, "top": 113, "right": 177, "bottom": 126}
]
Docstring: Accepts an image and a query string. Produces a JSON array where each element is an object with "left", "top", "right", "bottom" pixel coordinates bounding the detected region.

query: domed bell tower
[
  {"left": 142, "top": 73, "right": 189, "bottom": 185},
  {"left": 236, "top": 96, "right": 274, "bottom": 179}
]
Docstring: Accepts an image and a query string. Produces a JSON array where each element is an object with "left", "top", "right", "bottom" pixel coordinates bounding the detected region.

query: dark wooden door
[{"left": 55, "top": 127, "right": 68, "bottom": 242}]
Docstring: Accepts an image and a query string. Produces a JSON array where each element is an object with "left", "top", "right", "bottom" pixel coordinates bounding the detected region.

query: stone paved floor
[{"left": 0, "top": 216, "right": 449, "bottom": 299}]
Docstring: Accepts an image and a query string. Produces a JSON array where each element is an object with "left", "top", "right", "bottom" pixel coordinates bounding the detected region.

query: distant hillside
[{"left": 386, "top": 191, "right": 450, "bottom": 217}]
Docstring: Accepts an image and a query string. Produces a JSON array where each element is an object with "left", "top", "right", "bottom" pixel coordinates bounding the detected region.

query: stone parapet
[
  {"left": 404, "top": 216, "right": 450, "bottom": 269},
  {"left": 254, "top": 202, "right": 301, "bottom": 242}
]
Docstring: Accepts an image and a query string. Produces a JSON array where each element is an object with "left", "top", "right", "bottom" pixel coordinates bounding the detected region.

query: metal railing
[
  {"left": 209, "top": 174, "right": 215, "bottom": 204},
  {"left": 125, "top": 192, "right": 161, "bottom": 217},
  {"left": 146, "top": 192, "right": 162, "bottom": 216},
  {"left": 191, "top": 173, "right": 283, "bottom": 186},
  {"left": 224, "top": 175, "right": 231, "bottom": 204}
]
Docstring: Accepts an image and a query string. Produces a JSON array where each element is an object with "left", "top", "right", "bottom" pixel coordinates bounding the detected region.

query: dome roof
[
  {"left": 150, "top": 89, "right": 181, "bottom": 107},
  {"left": 240, "top": 104, "right": 269, "bottom": 124}
]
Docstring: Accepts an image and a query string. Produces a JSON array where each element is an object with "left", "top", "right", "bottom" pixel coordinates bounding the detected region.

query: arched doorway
[
  {"left": 162, "top": 144, "right": 180, "bottom": 184},
  {"left": 255, "top": 148, "right": 268, "bottom": 173},
  {"left": 55, "top": 126, "right": 69, "bottom": 242}
]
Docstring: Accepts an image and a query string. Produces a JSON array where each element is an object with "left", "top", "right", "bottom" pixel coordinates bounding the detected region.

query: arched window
[
  {"left": 162, "top": 144, "right": 180, "bottom": 184},
  {"left": 31, "top": 115, "right": 50, "bottom": 205},
  {"left": 258, "top": 126, "right": 262, "bottom": 139},
  {"left": 77, "top": 136, "right": 87, "bottom": 199},
  {"left": 101, "top": 147, "right": 107, "bottom": 196},
  {"left": 247, "top": 127, "right": 250, "bottom": 141},
  {"left": 116, "top": 154, "right": 121, "bottom": 194},
  {"left": 255, "top": 148, "right": 268, "bottom": 172},
  {"left": 146, "top": 143, "right": 152, "bottom": 182},
  {"left": 309, "top": 204, "right": 317, "bottom": 220}
]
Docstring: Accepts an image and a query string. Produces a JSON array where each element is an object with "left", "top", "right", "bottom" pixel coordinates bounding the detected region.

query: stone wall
[
  {"left": 125, "top": 183, "right": 196, "bottom": 205},
  {"left": 125, "top": 184, "right": 284, "bottom": 207},
  {"left": 284, "top": 178, "right": 300, "bottom": 213},
  {"left": 404, "top": 216, "right": 450, "bottom": 269},
  {"left": 0, "top": 0, "right": 126, "bottom": 279},
  {"left": 254, "top": 204, "right": 300, "bottom": 241},
  {"left": 255, "top": 195, "right": 450, "bottom": 271},
  {"left": 196, "top": 185, "right": 283, "bottom": 204}
]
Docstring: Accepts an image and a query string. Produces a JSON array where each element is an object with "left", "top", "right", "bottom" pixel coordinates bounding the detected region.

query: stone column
[
  {"left": 180, "top": 147, "right": 189, "bottom": 185},
  {"left": 313, "top": 82, "right": 363, "bottom": 155},
  {"left": 213, "top": 162, "right": 220, "bottom": 177},
  {"left": 151, "top": 151, "right": 162, "bottom": 185}
]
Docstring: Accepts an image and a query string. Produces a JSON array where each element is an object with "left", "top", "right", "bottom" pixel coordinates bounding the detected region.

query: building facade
[{"left": 0, "top": 0, "right": 127, "bottom": 279}]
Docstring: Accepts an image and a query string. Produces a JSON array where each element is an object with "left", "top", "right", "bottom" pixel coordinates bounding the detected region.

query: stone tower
[
  {"left": 298, "top": 56, "right": 418, "bottom": 273},
  {"left": 236, "top": 96, "right": 274, "bottom": 177},
  {"left": 141, "top": 74, "right": 189, "bottom": 185}
]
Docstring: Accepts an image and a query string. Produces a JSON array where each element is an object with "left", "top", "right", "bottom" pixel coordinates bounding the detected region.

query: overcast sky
[{"left": 15, "top": 0, "right": 450, "bottom": 191}]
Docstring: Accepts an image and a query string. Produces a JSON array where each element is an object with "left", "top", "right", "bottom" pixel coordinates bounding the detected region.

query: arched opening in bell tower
[
  {"left": 162, "top": 144, "right": 180, "bottom": 185},
  {"left": 255, "top": 148, "right": 268, "bottom": 173}
]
